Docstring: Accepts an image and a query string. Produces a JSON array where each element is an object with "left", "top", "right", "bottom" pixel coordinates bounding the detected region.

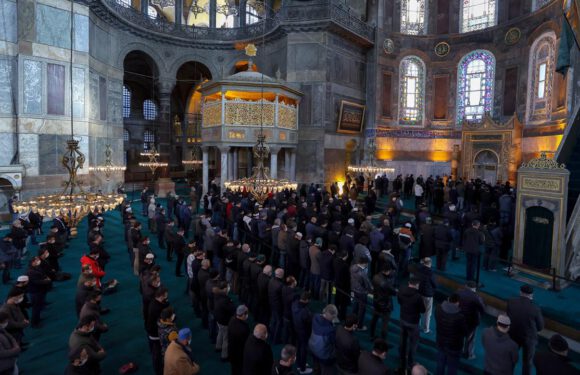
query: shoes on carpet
[
  {"left": 423, "top": 329, "right": 431, "bottom": 334},
  {"left": 299, "top": 366, "right": 313, "bottom": 374},
  {"left": 357, "top": 326, "right": 368, "bottom": 332}
]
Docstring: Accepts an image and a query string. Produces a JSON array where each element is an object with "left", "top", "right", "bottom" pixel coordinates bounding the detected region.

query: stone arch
[
  {"left": 117, "top": 43, "right": 165, "bottom": 75},
  {"left": 167, "top": 54, "right": 220, "bottom": 82}
]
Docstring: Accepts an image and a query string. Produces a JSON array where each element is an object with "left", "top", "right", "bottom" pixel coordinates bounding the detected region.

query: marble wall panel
[
  {"left": 0, "top": 133, "right": 14, "bottom": 165},
  {"left": 36, "top": 4, "right": 70, "bottom": 49},
  {"left": 72, "top": 67, "right": 85, "bottom": 118},
  {"left": 74, "top": 14, "right": 89, "bottom": 52},
  {"left": 89, "top": 72, "right": 99, "bottom": 120},
  {"left": 108, "top": 79, "right": 122, "bottom": 124},
  {"left": 99, "top": 76, "right": 107, "bottom": 121},
  {"left": 38, "top": 134, "right": 60, "bottom": 175},
  {"left": 0, "top": 0, "right": 17, "bottom": 43},
  {"left": 19, "top": 133, "right": 38, "bottom": 176},
  {"left": 0, "top": 59, "right": 14, "bottom": 114},
  {"left": 23, "top": 60, "right": 42, "bottom": 114}
]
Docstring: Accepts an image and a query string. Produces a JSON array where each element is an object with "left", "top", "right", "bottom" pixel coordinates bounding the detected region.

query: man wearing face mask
[
  {"left": 11, "top": 276, "right": 31, "bottom": 320},
  {"left": 80, "top": 249, "right": 105, "bottom": 288},
  {"left": 79, "top": 291, "right": 108, "bottom": 341},
  {"left": 76, "top": 275, "right": 98, "bottom": 317},
  {"left": 65, "top": 347, "right": 90, "bottom": 375},
  {"left": 26, "top": 256, "right": 51, "bottom": 328},
  {"left": 146, "top": 287, "right": 170, "bottom": 375},
  {"left": 163, "top": 328, "right": 200, "bottom": 375},
  {"left": 0, "top": 289, "right": 29, "bottom": 347},
  {"left": 68, "top": 315, "right": 106, "bottom": 374},
  {"left": 157, "top": 306, "right": 178, "bottom": 360},
  {"left": 0, "top": 311, "right": 20, "bottom": 375},
  {"left": 137, "top": 236, "right": 153, "bottom": 277},
  {"left": 142, "top": 274, "right": 161, "bottom": 322}
]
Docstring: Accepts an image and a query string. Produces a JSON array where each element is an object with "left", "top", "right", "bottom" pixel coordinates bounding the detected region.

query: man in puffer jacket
[
  {"left": 350, "top": 257, "right": 373, "bottom": 330},
  {"left": 308, "top": 304, "right": 338, "bottom": 375},
  {"left": 435, "top": 293, "right": 467, "bottom": 375}
]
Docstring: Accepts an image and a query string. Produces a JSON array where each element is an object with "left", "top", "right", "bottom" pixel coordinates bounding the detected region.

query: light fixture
[
  {"left": 223, "top": 33, "right": 297, "bottom": 204},
  {"left": 89, "top": 144, "right": 127, "bottom": 180},
  {"left": 139, "top": 144, "right": 168, "bottom": 178},
  {"left": 182, "top": 145, "right": 203, "bottom": 167},
  {"left": 347, "top": 137, "right": 395, "bottom": 176},
  {"left": 189, "top": 0, "right": 205, "bottom": 18},
  {"left": 217, "top": 3, "right": 239, "bottom": 16}
]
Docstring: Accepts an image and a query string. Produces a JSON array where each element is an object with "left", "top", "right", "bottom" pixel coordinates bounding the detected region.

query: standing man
[
  {"left": 506, "top": 285, "right": 544, "bottom": 375},
  {"left": 534, "top": 334, "right": 578, "bottom": 375},
  {"left": 163, "top": 328, "right": 200, "bottom": 375},
  {"left": 172, "top": 229, "right": 186, "bottom": 277},
  {"left": 416, "top": 257, "right": 436, "bottom": 334},
  {"left": 434, "top": 293, "right": 467, "bottom": 375},
  {"left": 462, "top": 220, "right": 484, "bottom": 282},
  {"left": 335, "top": 315, "right": 361, "bottom": 374},
  {"left": 370, "top": 263, "right": 396, "bottom": 342},
  {"left": 309, "top": 304, "right": 338, "bottom": 375},
  {"left": 350, "top": 257, "right": 372, "bottom": 331},
  {"left": 482, "top": 314, "right": 519, "bottom": 375},
  {"left": 227, "top": 305, "right": 250, "bottom": 375},
  {"left": 457, "top": 281, "right": 485, "bottom": 360},
  {"left": 358, "top": 339, "right": 390, "bottom": 375},
  {"left": 242, "top": 324, "right": 273, "bottom": 375},
  {"left": 397, "top": 276, "right": 425, "bottom": 373},
  {"left": 155, "top": 208, "right": 168, "bottom": 250}
]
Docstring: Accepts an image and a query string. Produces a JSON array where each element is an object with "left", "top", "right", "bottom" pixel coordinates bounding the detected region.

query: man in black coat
[
  {"left": 172, "top": 229, "right": 186, "bottom": 277},
  {"left": 146, "top": 287, "right": 169, "bottom": 375},
  {"left": 164, "top": 220, "right": 175, "bottom": 261},
  {"left": 416, "top": 257, "right": 436, "bottom": 334},
  {"left": 482, "top": 314, "right": 519, "bottom": 375},
  {"left": 358, "top": 338, "right": 390, "bottom": 375},
  {"left": 268, "top": 268, "right": 285, "bottom": 344},
  {"left": 435, "top": 293, "right": 467, "bottom": 375},
  {"left": 333, "top": 251, "right": 350, "bottom": 321},
  {"left": 462, "top": 220, "right": 485, "bottom": 282},
  {"left": 419, "top": 218, "right": 435, "bottom": 259},
  {"left": 197, "top": 259, "right": 211, "bottom": 328},
  {"left": 214, "top": 281, "right": 235, "bottom": 360},
  {"left": 434, "top": 220, "right": 452, "bottom": 271},
  {"left": 292, "top": 292, "right": 313, "bottom": 374},
  {"left": 506, "top": 285, "right": 544, "bottom": 375},
  {"left": 26, "top": 257, "right": 52, "bottom": 328},
  {"left": 534, "top": 334, "right": 578, "bottom": 375},
  {"left": 335, "top": 315, "right": 361, "bottom": 374},
  {"left": 318, "top": 245, "right": 336, "bottom": 304},
  {"left": 457, "top": 281, "right": 485, "bottom": 360},
  {"left": 397, "top": 276, "right": 425, "bottom": 372},
  {"left": 256, "top": 265, "right": 272, "bottom": 325},
  {"left": 370, "top": 264, "right": 396, "bottom": 342},
  {"left": 242, "top": 324, "right": 273, "bottom": 375},
  {"left": 227, "top": 305, "right": 250, "bottom": 375}
]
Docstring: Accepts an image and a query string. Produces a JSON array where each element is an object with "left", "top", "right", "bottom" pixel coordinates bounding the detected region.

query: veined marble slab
[
  {"left": 36, "top": 4, "right": 71, "bottom": 49},
  {"left": 0, "top": 0, "right": 17, "bottom": 43},
  {"left": 73, "top": 67, "right": 85, "bottom": 118},
  {"left": 23, "top": 60, "right": 42, "bottom": 115},
  {"left": 19, "top": 133, "right": 39, "bottom": 176},
  {"left": 0, "top": 59, "right": 14, "bottom": 114}
]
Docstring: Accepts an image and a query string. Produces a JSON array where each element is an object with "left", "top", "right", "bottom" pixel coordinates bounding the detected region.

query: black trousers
[{"left": 175, "top": 252, "right": 184, "bottom": 276}]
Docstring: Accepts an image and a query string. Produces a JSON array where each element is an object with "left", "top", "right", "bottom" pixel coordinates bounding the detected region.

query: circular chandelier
[
  {"left": 225, "top": 135, "right": 297, "bottom": 204},
  {"left": 89, "top": 144, "right": 126, "bottom": 180},
  {"left": 347, "top": 137, "right": 394, "bottom": 176},
  {"left": 15, "top": 140, "right": 124, "bottom": 238},
  {"left": 139, "top": 144, "right": 168, "bottom": 178}
]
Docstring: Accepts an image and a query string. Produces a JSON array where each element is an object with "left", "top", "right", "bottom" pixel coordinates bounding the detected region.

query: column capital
[
  {"left": 269, "top": 145, "right": 281, "bottom": 154},
  {"left": 218, "top": 145, "right": 231, "bottom": 154},
  {"left": 157, "top": 78, "right": 176, "bottom": 95}
]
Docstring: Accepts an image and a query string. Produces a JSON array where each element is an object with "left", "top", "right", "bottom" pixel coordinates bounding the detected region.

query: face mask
[
  {"left": 15, "top": 297, "right": 23, "bottom": 304},
  {"left": 77, "top": 357, "right": 88, "bottom": 367},
  {"left": 153, "top": 282, "right": 161, "bottom": 288},
  {"left": 226, "top": 286, "right": 231, "bottom": 295},
  {"left": 88, "top": 326, "right": 95, "bottom": 333},
  {"left": 0, "top": 323, "right": 7, "bottom": 329}
]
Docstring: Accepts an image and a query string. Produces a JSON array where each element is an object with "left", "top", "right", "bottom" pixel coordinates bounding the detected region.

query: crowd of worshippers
[
  {"left": 0, "top": 175, "right": 575, "bottom": 375},
  {"left": 115, "top": 181, "right": 577, "bottom": 375}
]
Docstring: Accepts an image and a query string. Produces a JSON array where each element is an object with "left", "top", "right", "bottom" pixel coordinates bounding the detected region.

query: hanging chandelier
[
  {"left": 347, "top": 137, "right": 394, "bottom": 175},
  {"left": 189, "top": 0, "right": 206, "bottom": 18},
  {"left": 139, "top": 144, "right": 168, "bottom": 178},
  {"left": 182, "top": 145, "right": 203, "bottom": 167},
  {"left": 89, "top": 144, "right": 127, "bottom": 180},
  {"left": 217, "top": 3, "right": 239, "bottom": 16},
  {"left": 14, "top": 3, "right": 123, "bottom": 238},
  {"left": 225, "top": 135, "right": 297, "bottom": 204}
]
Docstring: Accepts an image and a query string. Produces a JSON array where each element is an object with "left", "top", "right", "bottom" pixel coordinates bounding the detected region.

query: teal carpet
[{"left": 2, "top": 198, "right": 579, "bottom": 374}]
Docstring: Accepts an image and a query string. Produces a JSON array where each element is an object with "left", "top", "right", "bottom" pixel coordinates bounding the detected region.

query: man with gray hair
[
  {"left": 228, "top": 305, "right": 250, "bottom": 375},
  {"left": 268, "top": 268, "right": 285, "bottom": 344},
  {"left": 309, "top": 304, "right": 338, "bottom": 375},
  {"left": 272, "top": 345, "right": 297, "bottom": 375},
  {"left": 242, "top": 324, "right": 273, "bottom": 375}
]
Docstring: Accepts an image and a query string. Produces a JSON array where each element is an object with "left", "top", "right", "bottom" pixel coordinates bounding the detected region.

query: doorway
[
  {"left": 473, "top": 150, "right": 498, "bottom": 184},
  {"left": 522, "top": 206, "right": 554, "bottom": 271}
]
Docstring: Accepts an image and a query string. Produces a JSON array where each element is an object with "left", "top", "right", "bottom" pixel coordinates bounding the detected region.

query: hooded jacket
[{"left": 350, "top": 264, "right": 372, "bottom": 295}]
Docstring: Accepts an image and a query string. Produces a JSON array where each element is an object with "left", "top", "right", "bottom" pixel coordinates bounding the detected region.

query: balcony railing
[{"left": 92, "top": 0, "right": 374, "bottom": 44}]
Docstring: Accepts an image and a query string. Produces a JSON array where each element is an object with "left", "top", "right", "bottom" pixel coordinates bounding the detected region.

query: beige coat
[{"left": 163, "top": 341, "right": 200, "bottom": 375}]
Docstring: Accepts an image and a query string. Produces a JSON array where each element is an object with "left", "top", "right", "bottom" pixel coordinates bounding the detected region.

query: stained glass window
[
  {"left": 456, "top": 50, "right": 495, "bottom": 125},
  {"left": 123, "top": 85, "right": 131, "bottom": 118},
  {"left": 116, "top": 0, "right": 131, "bottom": 8},
  {"left": 460, "top": 0, "right": 496, "bottom": 33},
  {"left": 143, "top": 99, "right": 157, "bottom": 120},
  {"left": 532, "top": 0, "right": 551, "bottom": 11},
  {"left": 401, "top": 0, "right": 427, "bottom": 35},
  {"left": 123, "top": 129, "right": 130, "bottom": 142},
  {"left": 143, "top": 130, "right": 155, "bottom": 150},
  {"left": 527, "top": 33, "right": 556, "bottom": 122},
  {"left": 398, "top": 56, "right": 425, "bottom": 126}
]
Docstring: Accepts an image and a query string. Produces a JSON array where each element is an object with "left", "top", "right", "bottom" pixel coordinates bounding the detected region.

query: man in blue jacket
[
  {"left": 309, "top": 304, "right": 338, "bottom": 375},
  {"left": 292, "top": 292, "right": 313, "bottom": 374}
]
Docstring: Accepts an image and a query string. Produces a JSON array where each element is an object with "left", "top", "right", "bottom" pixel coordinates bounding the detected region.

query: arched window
[
  {"left": 246, "top": 3, "right": 262, "bottom": 25},
  {"left": 143, "top": 99, "right": 158, "bottom": 120},
  {"left": 123, "top": 129, "right": 130, "bottom": 142},
  {"left": 526, "top": 32, "right": 556, "bottom": 123},
  {"left": 398, "top": 56, "right": 425, "bottom": 126},
  {"left": 532, "top": 0, "right": 551, "bottom": 11},
  {"left": 460, "top": 0, "right": 496, "bottom": 33},
  {"left": 147, "top": 6, "right": 158, "bottom": 18},
  {"left": 401, "top": 0, "right": 427, "bottom": 35},
  {"left": 123, "top": 85, "right": 131, "bottom": 118},
  {"left": 116, "top": 0, "right": 131, "bottom": 8},
  {"left": 457, "top": 50, "right": 495, "bottom": 125},
  {"left": 143, "top": 130, "right": 155, "bottom": 150}
]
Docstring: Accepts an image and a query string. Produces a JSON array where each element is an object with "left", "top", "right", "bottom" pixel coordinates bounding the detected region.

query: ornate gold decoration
[
  {"left": 225, "top": 99, "right": 275, "bottom": 126},
  {"left": 383, "top": 39, "right": 395, "bottom": 54},
  {"left": 434, "top": 41, "right": 450, "bottom": 57},
  {"left": 278, "top": 104, "right": 297, "bottom": 129},
  {"left": 522, "top": 151, "right": 565, "bottom": 169},
  {"left": 139, "top": 145, "right": 168, "bottom": 178},
  {"left": 228, "top": 130, "right": 246, "bottom": 139},
  {"left": 203, "top": 102, "right": 222, "bottom": 127},
  {"left": 505, "top": 27, "right": 521, "bottom": 46},
  {"left": 522, "top": 177, "right": 561, "bottom": 192},
  {"left": 225, "top": 135, "right": 297, "bottom": 204},
  {"left": 245, "top": 43, "right": 257, "bottom": 57},
  {"left": 89, "top": 144, "right": 126, "bottom": 180}
]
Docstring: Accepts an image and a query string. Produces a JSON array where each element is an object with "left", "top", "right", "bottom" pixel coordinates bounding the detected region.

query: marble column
[
  {"left": 175, "top": 0, "right": 183, "bottom": 25},
  {"left": 239, "top": 0, "right": 247, "bottom": 26},
  {"left": 228, "top": 148, "right": 234, "bottom": 181},
  {"left": 141, "top": 0, "right": 149, "bottom": 15},
  {"left": 233, "top": 148, "right": 239, "bottom": 179},
  {"left": 282, "top": 149, "right": 289, "bottom": 179},
  {"left": 270, "top": 146, "right": 280, "bottom": 179},
  {"left": 290, "top": 148, "right": 296, "bottom": 181},
  {"left": 248, "top": 147, "right": 253, "bottom": 176},
  {"left": 202, "top": 146, "right": 209, "bottom": 195},
  {"left": 209, "top": 0, "right": 217, "bottom": 28},
  {"left": 219, "top": 145, "right": 230, "bottom": 191},
  {"left": 157, "top": 78, "right": 175, "bottom": 177}
]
